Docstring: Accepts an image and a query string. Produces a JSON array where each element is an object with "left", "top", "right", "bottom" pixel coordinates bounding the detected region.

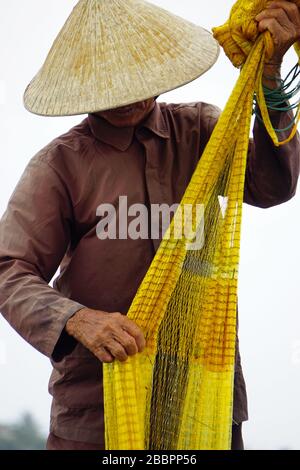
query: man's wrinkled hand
[
  {"left": 256, "top": 1, "right": 300, "bottom": 64},
  {"left": 66, "top": 308, "right": 146, "bottom": 363}
]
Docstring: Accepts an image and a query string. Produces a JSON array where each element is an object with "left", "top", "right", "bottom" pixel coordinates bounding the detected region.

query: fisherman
[{"left": 0, "top": 0, "right": 299, "bottom": 450}]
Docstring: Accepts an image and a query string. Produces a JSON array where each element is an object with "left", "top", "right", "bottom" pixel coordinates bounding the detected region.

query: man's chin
[{"left": 107, "top": 116, "right": 143, "bottom": 128}]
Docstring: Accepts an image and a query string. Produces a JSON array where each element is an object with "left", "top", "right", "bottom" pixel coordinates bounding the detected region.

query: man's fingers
[
  {"left": 256, "top": 1, "right": 300, "bottom": 35},
  {"left": 267, "top": 1, "right": 300, "bottom": 25},
  {"left": 256, "top": 7, "right": 290, "bottom": 28},
  {"left": 257, "top": 17, "right": 287, "bottom": 37},
  {"left": 107, "top": 340, "right": 128, "bottom": 362},
  {"left": 95, "top": 346, "right": 114, "bottom": 363},
  {"left": 75, "top": 310, "right": 145, "bottom": 362},
  {"left": 121, "top": 317, "right": 146, "bottom": 352},
  {"left": 112, "top": 329, "right": 139, "bottom": 356}
]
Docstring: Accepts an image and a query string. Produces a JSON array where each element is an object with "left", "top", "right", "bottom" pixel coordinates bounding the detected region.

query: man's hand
[
  {"left": 256, "top": 1, "right": 300, "bottom": 63},
  {"left": 66, "top": 308, "right": 146, "bottom": 363},
  {"left": 256, "top": 1, "right": 300, "bottom": 88}
]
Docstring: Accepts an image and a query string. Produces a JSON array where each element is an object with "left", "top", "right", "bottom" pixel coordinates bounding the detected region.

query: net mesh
[{"left": 103, "top": 0, "right": 300, "bottom": 450}]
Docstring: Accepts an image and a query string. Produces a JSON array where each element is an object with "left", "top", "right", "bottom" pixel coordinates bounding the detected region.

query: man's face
[{"left": 95, "top": 97, "right": 156, "bottom": 128}]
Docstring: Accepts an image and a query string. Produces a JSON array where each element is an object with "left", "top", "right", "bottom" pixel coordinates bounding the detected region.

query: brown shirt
[{"left": 0, "top": 101, "right": 299, "bottom": 445}]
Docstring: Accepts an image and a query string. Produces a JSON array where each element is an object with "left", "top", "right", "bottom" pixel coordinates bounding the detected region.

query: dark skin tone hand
[
  {"left": 66, "top": 309, "right": 146, "bottom": 363},
  {"left": 66, "top": 1, "right": 300, "bottom": 364},
  {"left": 257, "top": 1, "right": 300, "bottom": 88}
]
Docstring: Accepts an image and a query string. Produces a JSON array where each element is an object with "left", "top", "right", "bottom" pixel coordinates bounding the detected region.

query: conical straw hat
[{"left": 24, "top": 0, "right": 219, "bottom": 117}]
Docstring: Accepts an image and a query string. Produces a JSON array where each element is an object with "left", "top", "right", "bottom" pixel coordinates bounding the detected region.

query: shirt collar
[
  {"left": 88, "top": 102, "right": 169, "bottom": 151},
  {"left": 142, "top": 101, "right": 170, "bottom": 139}
]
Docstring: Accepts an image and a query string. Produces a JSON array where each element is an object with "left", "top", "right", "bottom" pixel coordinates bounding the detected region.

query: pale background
[{"left": 0, "top": 0, "right": 299, "bottom": 450}]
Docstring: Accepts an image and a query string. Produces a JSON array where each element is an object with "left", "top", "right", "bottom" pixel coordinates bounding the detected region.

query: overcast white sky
[{"left": 0, "top": 0, "right": 300, "bottom": 450}]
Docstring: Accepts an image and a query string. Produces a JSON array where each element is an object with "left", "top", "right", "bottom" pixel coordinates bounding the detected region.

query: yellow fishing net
[{"left": 103, "top": 0, "right": 300, "bottom": 450}]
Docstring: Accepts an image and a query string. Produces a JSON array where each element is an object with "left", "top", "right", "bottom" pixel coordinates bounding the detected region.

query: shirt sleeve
[
  {"left": 0, "top": 154, "right": 85, "bottom": 361},
  {"left": 244, "top": 111, "right": 300, "bottom": 208},
  {"left": 205, "top": 105, "right": 300, "bottom": 208}
]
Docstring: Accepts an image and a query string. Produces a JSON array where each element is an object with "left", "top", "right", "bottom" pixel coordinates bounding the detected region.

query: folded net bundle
[{"left": 103, "top": 0, "right": 300, "bottom": 450}]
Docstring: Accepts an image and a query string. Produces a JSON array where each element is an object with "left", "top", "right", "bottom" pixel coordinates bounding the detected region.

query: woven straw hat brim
[{"left": 24, "top": 0, "right": 219, "bottom": 117}]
